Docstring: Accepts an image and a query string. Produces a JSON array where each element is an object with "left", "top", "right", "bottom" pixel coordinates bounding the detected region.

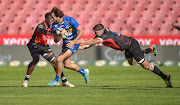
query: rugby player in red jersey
[
  {"left": 77, "top": 24, "right": 172, "bottom": 88},
  {"left": 22, "top": 12, "right": 75, "bottom": 87}
]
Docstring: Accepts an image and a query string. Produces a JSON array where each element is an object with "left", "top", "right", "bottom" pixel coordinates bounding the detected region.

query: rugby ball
[
  {"left": 55, "top": 28, "right": 61, "bottom": 35},
  {"left": 62, "top": 34, "right": 68, "bottom": 39}
]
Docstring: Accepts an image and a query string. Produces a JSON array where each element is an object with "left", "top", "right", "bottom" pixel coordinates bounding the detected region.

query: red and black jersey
[
  {"left": 29, "top": 21, "right": 51, "bottom": 45},
  {"left": 97, "top": 29, "right": 133, "bottom": 51}
]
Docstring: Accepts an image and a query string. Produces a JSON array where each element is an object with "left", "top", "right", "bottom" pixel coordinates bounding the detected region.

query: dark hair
[
  {"left": 51, "top": 7, "right": 64, "bottom": 18},
  {"left": 93, "top": 24, "right": 104, "bottom": 31},
  {"left": 45, "top": 12, "right": 51, "bottom": 19}
]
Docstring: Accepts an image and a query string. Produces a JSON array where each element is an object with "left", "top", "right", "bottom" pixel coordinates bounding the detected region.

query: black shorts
[
  {"left": 27, "top": 42, "right": 52, "bottom": 57},
  {"left": 124, "top": 38, "right": 145, "bottom": 62}
]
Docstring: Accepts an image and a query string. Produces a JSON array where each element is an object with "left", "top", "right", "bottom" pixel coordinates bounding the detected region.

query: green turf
[{"left": 0, "top": 65, "right": 180, "bottom": 105}]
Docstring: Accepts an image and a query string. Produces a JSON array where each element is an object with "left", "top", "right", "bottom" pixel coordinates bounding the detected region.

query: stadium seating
[
  {"left": 0, "top": 0, "right": 179, "bottom": 35},
  {"left": 7, "top": 23, "right": 20, "bottom": 35},
  {"left": 159, "top": 24, "right": 172, "bottom": 35},
  {"left": 147, "top": 24, "right": 159, "bottom": 35},
  {"left": 133, "top": 24, "right": 147, "bottom": 35}
]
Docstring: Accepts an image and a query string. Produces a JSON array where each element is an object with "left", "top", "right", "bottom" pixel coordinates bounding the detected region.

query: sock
[
  {"left": 61, "top": 76, "right": 67, "bottom": 83},
  {"left": 78, "top": 67, "right": 85, "bottom": 75},
  {"left": 25, "top": 74, "right": 30, "bottom": 81},
  {"left": 55, "top": 75, "right": 61, "bottom": 82},
  {"left": 143, "top": 48, "right": 152, "bottom": 54},
  {"left": 149, "top": 64, "right": 167, "bottom": 79}
]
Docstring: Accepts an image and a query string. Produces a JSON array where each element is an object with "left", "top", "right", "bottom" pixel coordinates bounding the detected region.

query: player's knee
[
  {"left": 129, "top": 61, "right": 136, "bottom": 65},
  {"left": 57, "top": 56, "right": 63, "bottom": 63},
  {"left": 45, "top": 53, "right": 56, "bottom": 63},
  {"left": 64, "top": 64, "right": 72, "bottom": 69},
  {"left": 126, "top": 57, "right": 134, "bottom": 65},
  {"left": 32, "top": 55, "right": 39, "bottom": 64},
  {"left": 128, "top": 62, "right": 133, "bottom": 65}
]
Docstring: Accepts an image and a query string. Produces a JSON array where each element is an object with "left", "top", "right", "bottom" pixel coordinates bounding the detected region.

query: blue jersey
[{"left": 52, "top": 16, "right": 79, "bottom": 44}]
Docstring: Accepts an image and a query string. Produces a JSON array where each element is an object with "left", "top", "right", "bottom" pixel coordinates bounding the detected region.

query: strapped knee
[
  {"left": 137, "top": 58, "right": 145, "bottom": 64},
  {"left": 45, "top": 54, "right": 56, "bottom": 62}
]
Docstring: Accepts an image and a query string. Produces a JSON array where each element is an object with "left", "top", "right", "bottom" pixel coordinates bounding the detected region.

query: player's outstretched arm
[
  {"left": 77, "top": 38, "right": 102, "bottom": 46},
  {"left": 79, "top": 44, "right": 93, "bottom": 50},
  {"left": 172, "top": 22, "right": 180, "bottom": 31}
]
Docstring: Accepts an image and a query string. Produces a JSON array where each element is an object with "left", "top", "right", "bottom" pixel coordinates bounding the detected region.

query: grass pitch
[{"left": 0, "top": 65, "right": 180, "bottom": 105}]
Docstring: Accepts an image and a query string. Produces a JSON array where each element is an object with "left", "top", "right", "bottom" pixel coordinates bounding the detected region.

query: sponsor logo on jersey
[
  {"left": 67, "top": 28, "right": 74, "bottom": 33},
  {"left": 43, "top": 36, "right": 49, "bottom": 40},
  {"left": 65, "top": 25, "right": 70, "bottom": 30}
]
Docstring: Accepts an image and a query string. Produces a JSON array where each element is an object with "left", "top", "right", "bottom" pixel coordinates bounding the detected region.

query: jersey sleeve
[{"left": 68, "top": 17, "right": 80, "bottom": 29}]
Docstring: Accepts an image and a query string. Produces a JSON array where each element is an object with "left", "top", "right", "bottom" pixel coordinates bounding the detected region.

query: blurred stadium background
[{"left": 0, "top": 0, "right": 180, "bottom": 66}]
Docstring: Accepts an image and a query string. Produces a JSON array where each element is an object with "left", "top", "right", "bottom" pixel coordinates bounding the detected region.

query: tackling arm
[
  {"left": 77, "top": 38, "right": 102, "bottom": 46},
  {"left": 79, "top": 44, "right": 93, "bottom": 50}
]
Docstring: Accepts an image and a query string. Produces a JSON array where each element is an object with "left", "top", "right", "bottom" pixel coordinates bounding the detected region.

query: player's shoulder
[
  {"left": 64, "top": 16, "right": 74, "bottom": 20},
  {"left": 105, "top": 29, "right": 121, "bottom": 35},
  {"left": 64, "top": 16, "right": 77, "bottom": 22},
  {"left": 37, "top": 21, "right": 46, "bottom": 28}
]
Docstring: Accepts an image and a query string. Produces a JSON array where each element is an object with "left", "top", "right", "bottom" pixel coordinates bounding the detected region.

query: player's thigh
[
  {"left": 130, "top": 39, "right": 145, "bottom": 64},
  {"left": 57, "top": 49, "right": 72, "bottom": 63},
  {"left": 27, "top": 43, "right": 39, "bottom": 56},
  {"left": 125, "top": 50, "right": 136, "bottom": 65},
  {"left": 63, "top": 57, "right": 72, "bottom": 68}
]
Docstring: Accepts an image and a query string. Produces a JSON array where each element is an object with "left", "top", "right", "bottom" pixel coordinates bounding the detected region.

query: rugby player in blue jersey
[
  {"left": 47, "top": 7, "right": 89, "bottom": 86},
  {"left": 77, "top": 24, "right": 172, "bottom": 88}
]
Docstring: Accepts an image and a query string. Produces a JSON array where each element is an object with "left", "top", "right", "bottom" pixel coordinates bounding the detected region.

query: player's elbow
[
  {"left": 79, "top": 29, "right": 84, "bottom": 35},
  {"left": 78, "top": 26, "right": 84, "bottom": 35}
]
